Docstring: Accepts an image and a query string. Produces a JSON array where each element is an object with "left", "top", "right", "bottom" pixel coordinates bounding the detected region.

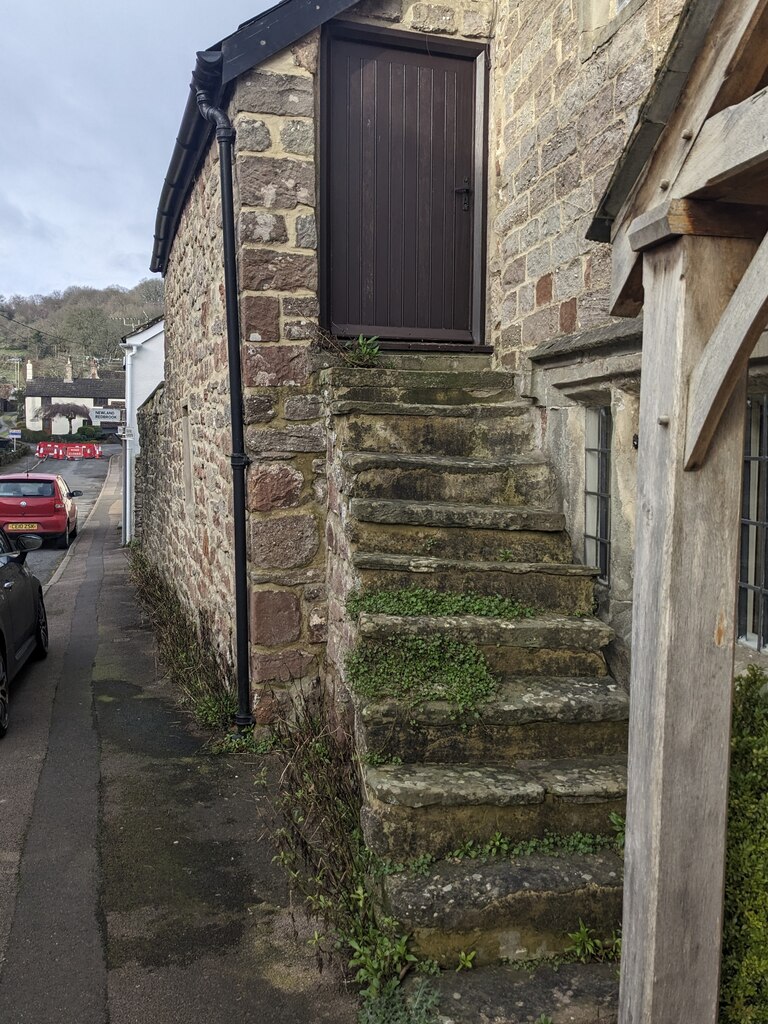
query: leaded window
[{"left": 585, "top": 407, "right": 612, "bottom": 582}]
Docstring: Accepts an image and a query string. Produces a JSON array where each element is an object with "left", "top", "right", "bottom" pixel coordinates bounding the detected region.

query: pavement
[{"left": 0, "top": 457, "right": 357, "bottom": 1023}]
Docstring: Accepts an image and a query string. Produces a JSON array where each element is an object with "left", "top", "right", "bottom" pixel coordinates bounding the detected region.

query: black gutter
[
  {"left": 587, "top": 0, "right": 723, "bottom": 242},
  {"left": 150, "top": 62, "right": 222, "bottom": 275},
  {"left": 193, "top": 50, "right": 253, "bottom": 730}
]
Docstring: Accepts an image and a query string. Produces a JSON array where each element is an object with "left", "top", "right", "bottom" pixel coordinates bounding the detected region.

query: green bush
[
  {"left": 721, "top": 666, "right": 768, "bottom": 1022},
  {"left": 74, "top": 424, "right": 104, "bottom": 440}
]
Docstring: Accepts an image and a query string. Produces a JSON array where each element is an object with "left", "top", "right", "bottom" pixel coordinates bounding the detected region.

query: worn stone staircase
[{"left": 322, "top": 357, "right": 626, "bottom": 1022}]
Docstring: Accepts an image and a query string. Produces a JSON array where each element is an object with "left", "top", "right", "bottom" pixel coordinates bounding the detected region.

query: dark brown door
[{"left": 325, "top": 29, "right": 485, "bottom": 344}]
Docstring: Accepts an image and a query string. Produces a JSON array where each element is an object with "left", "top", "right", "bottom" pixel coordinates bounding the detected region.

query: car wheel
[
  {"left": 0, "top": 654, "right": 8, "bottom": 738},
  {"left": 70, "top": 518, "right": 78, "bottom": 540},
  {"left": 33, "top": 596, "right": 48, "bottom": 660},
  {"left": 58, "top": 524, "right": 70, "bottom": 549}
]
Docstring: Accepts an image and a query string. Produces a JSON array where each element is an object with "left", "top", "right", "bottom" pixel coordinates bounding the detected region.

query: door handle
[
  {"left": 3, "top": 582, "right": 13, "bottom": 589},
  {"left": 454, "top": 177, "right": 472, "bottom": 211}
]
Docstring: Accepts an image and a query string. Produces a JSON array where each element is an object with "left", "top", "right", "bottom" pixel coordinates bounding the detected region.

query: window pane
[
  {"left": 585, "top": 537, "right": 598, "bottom": 568},
  {"left": 585, "top": 408, "right": 599, "bottom": 449},
  {"left": 586, "top": 450, "right": 599, "bottom": 492},
  {"left": 585, "top": 494, "right": 598, "bottom": 532}
]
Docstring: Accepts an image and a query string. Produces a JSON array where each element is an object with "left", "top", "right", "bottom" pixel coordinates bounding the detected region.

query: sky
[{"left": 1, "top": 0, "right": 277, "bottom": 299}]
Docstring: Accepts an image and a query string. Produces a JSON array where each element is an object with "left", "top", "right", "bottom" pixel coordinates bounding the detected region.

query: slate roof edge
[
  {"left": 150, "top": 0, "right": 360, "bottom": 276},
  {"left": 25, "top": 380, "right": 126, "bottom": 398}
]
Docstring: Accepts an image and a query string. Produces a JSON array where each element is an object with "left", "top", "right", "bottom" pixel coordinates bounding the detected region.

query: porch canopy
[{"left": 589, "top": 0, "right": 768, "bottom": 1021}]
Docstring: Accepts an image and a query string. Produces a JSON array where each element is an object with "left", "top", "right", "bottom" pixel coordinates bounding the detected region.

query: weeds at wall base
[
  {"left": 263, "top": 687, "right": 441, "bottom": 1023},
  {"left": 128, "top": 546, "right": 236, "bottom": 728}
]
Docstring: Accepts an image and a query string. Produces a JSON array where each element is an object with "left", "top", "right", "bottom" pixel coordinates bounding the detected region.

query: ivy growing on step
[
  {"left": 347, "top": 634, "right": 498, "bottom": 720},
  {"left": 348, "top": 586, "right": 537, "bottom": 622}
]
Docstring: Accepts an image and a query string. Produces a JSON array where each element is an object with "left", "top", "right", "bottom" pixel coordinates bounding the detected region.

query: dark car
[
  {"left": 0, "top": 531, "right": 48, "bottom": 737},
  {"left": 0, "top": 473, "right": 82, "bottom": 549}
]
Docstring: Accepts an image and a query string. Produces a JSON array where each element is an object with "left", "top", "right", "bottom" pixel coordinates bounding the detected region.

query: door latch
[{"left": 455, "top": 177, "right": 472, "bottom": 211}]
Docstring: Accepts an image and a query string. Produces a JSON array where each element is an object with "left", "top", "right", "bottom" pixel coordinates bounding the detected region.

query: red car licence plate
[{"left": 6, "top": 523, "right": 39, "bottom": 531}]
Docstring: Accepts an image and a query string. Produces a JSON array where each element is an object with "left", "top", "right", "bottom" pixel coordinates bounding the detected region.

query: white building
[
  {"left": 120, "top": 318, "right": 164, "bottom": 544},
  {"left": 25, "top": 358, "right": 125, "bottom": 435}
]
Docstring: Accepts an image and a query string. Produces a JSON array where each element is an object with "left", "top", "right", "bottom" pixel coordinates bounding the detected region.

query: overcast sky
[{"left": 1, "top": 0, "right": 277, "bottom": 299}]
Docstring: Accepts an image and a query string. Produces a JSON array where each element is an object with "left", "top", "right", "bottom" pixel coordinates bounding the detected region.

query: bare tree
[{"left": 34, "top": 402, "right": 91, "bottom": 435}]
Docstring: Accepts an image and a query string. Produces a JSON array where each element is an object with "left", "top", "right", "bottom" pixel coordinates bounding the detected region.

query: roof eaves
[
  {"left": 122, "top": 315, "right": 164, "bottom": 343},
  {"left": 150, "top": 0, "right": 360, "bottom": 276},
  {"left": 221, "top": 0, "right": 361, "bottom": 84},
  {"left": 587, "top": 0, "right": 724, "bottom": 243}
]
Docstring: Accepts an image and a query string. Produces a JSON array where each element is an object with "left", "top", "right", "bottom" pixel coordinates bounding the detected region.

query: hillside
[{"left": 0, "top": 279, "right": 164, "bottom": 386}]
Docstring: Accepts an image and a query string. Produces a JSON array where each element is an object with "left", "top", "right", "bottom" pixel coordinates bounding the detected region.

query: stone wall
[
  {"left": 233, "top": 0, "right": 493, "bottom": 705},
  {"left": 488, "top": 0, "right": 685, "bottom": 364},
  {"left": 137, "top": 142, "right": 237, "bottom": 675}
]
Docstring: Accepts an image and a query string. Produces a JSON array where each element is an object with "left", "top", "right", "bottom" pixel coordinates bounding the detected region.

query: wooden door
[{"left": 323, "top": 27, "right": 486, "bottom": 344}]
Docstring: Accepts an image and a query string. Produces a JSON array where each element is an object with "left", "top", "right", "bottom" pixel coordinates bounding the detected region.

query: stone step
[
  {"left": 348, "top": 498, "right": 572, "bottom": 563},
  {"left": 342, "top": 452, "right": 556, "bottom": 507},
  {"left": 357, "top": 612, "right": 613, "bottom": 677},
  {"left": 384, "top": 849, "right": 624, "bottom": 964},
  {"left": 347, "top": 516, "right": 574, "bottom": 564},
  {"left": 322, "top": 370, "right": 518, "bottom": 408},
  {"left": 367, "top": 352, "right": 495, "bottom": 372},
  {"left": 357, "top": 675, "right": 628, "bottom": 764},
  {"left": 361, "top": 757, "right": 627, "bottom": 858},
  {"left": 352, "top": 552, "right": 598, "bottom": 615},
  {"left": 322, "top": 367, "right": 517, "bottom": 393},
  {"left": 407, "top": 961, "right": 618, "bottom": 1023},
  {"left": 331, "top": 401, "right": 535, "bottom": 458}
]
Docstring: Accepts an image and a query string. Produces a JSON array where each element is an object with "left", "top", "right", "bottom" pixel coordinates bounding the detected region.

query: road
[{"left": 2, "top": 445, "right": 119, "bottom": 586}]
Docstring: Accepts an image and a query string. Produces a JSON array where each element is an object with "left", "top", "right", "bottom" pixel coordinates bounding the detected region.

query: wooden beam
[
  {"left": 628, "top": 198, "right": 768, "bottom": 252},
  {"left": 673, "top": 85, "right": 768, "bottom": 200},
  {"left": 711, "top": 3, "right": 768, "bottom": 114},
  {"left": 620, "top": 235, "right": 754, "bottom": 1024},
  {"left": 685, "top": 230, "right": 768, "bottom": 469},
  {"left": 609, "top": 0, "right": 768, "bottom": 316}
]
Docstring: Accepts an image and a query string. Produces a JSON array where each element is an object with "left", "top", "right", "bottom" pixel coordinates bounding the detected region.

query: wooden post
[{"left": 619, "top": 235, "right": 756, "bottom": 1024}]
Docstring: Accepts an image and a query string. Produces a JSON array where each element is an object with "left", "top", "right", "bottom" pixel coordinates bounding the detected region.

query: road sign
[
  {"left": 8, "top": 430, "right": 21, "bottom": 439},
  {"left": 91, "top": 407, "right": 122, "bottom": 423}
]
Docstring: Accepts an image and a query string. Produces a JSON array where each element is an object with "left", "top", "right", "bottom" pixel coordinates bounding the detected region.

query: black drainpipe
[{"left": 193, "top": 51, "right": 253, "bottom": 730}]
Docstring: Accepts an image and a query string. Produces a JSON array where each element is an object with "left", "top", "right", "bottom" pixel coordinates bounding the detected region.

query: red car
[{"left": 0, "top": 473, "right": 83, "bottom": 549}]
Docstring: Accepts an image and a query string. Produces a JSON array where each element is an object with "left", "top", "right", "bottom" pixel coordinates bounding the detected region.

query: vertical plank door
[{"left": 325, "top": 30, "right": 483, "bottom": 343}]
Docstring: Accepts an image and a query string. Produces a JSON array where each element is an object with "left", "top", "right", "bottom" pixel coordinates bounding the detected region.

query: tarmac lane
[{"left": 0, "top": 459, "right": 357, "bottom": 1023}]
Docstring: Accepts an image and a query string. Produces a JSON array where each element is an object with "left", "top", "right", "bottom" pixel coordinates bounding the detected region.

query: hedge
[{"left": 721, "top": 665, "right": 768, "bottom": 1022}]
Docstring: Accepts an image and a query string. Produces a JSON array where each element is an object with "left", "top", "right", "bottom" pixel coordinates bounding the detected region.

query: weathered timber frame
[
  {"left": 597, "top": 2, "right": 768, "bottom": 1020},
  {"left": 318, "top": 22, "right": 490, "bottom": 351}
]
